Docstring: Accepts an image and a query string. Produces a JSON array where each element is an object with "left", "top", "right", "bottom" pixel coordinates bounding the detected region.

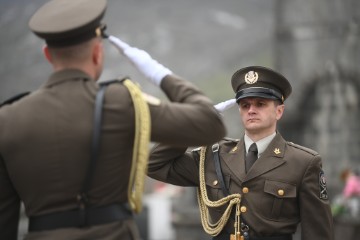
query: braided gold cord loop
[
  {"left": 123, "top": 79, "right": 151, "bottom": 213},
  {"left": 197, "top": 146, "right": 242, "bottom": 236}
]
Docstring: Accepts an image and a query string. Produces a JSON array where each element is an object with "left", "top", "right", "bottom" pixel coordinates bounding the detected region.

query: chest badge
[{"left": 274, "top": 148, "right": 281, "bottom": 154}]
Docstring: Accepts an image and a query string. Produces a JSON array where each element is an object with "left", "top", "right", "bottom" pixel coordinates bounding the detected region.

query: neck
[
  {"left": 245, "top": 130, "right": 276, "bottom": 142},
  {"left": 53, "top": 64, "right": 97, "bottom": 80}
]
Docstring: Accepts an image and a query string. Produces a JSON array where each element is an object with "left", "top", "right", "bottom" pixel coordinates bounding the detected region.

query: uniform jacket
[
  {"left": 0, "top": 69, "right": 226, "bottom": 240},
  {"left": 148, "top": 133, "right": 334, "bottom": 240}
]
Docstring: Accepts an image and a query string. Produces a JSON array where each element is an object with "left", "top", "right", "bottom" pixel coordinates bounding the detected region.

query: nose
[{"left": 248, "top": 104, "right": 256, "bottom": 113}]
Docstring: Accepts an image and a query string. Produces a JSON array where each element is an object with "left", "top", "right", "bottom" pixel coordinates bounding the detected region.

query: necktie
[{"left": 245, "top": 143, "right": 258, "bottom": 173}]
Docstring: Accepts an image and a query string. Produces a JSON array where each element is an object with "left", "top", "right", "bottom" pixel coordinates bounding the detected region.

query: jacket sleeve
[
  {"left": 149, "top": 74, "right": 226, "bottom": 147},
  {"left": 299, "top": 155, "right": 334, "bottom": 240},
  {"left": 0, "top": 154, "right": 21, "bottom": 240},
  {"left": 148, "top": 144, "right": 201, "bottom": 186}
]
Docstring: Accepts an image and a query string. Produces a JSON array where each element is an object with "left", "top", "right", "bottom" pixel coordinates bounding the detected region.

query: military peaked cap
[
  {"left": 231, "top": 66, "right": 292, "bottom": 103},
  {"left": 29, "top": 0, "right": 107, "bottom": 47}
]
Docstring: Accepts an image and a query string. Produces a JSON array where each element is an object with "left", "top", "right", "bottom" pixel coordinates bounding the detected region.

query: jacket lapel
[
  {"left": 245, "top": 133, "right": 287, "bottom": 182},
  {"left": 221, "top": 138, "right": 247, "bottom": 182}
]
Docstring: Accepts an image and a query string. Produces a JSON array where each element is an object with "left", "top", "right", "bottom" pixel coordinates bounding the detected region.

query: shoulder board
[
  {"left": 223, "top": 137, "right": 240, "bottom": 142},
  {"left": 191, "top": 147, "right": 202, "bottom": 152},
  {"left": 0, "top": 92, "right": 30, "bottom": 108},
  {"left": 98, "top": 77, "right": 128, "bottom": 86},
  {"left": 287, "top": 141, "right": 318, "bottom": 156}
]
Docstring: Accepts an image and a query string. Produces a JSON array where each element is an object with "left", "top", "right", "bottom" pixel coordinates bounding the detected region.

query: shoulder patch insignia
[
  {"left": 319, "top": 170, "right": 328, "bottom": 200},
  {"left": 142, "top": 93, "right": 161, "bottom": 106}
]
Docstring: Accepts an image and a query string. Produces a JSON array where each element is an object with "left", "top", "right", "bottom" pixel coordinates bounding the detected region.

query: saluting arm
[
  {"left": 109, "top": 36, "right": 227, "bottom": 146},
  {"left": 108, "top": 35, "right": 171, "bottom": 86}
]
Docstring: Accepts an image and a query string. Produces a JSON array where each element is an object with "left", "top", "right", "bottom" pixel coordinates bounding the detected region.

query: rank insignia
[
  {"left": 319, "top": 170, "right": 328, "bottom": 200},
  {"left": 244, "top": 71, "right": 258, "bottom": 84},
  {"left": 274, "top": 148, "right": 281, "bottom": 154},
  {"left": 231, "top": 146, "right": 238, "bottom": 152}
]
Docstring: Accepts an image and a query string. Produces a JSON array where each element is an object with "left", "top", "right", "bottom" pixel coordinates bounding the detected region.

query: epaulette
[
  {"left": 0, "top": 92, "right": 30, "bottom": 108},
  {"left": 223, "top": 137, "right": 240, "bottom": 142},
  {"left": 98, "top": 77, "right": 126, "bottom": 86},
  {"left": 191, "top": 137, "right": 239, "bottom": 153},
  {"left": 191, "top": 147, "right": 202, "bottom": 152},
  {"left": 287, "top": 141, "right": 318, "bottom": 156}
]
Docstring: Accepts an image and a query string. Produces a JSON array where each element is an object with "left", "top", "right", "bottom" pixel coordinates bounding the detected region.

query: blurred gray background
[{"left": 1, "top": 0, "right": 359, "bottom": 239}]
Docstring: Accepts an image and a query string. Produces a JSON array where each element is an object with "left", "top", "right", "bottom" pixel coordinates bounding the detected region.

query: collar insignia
[
  {"left": 274, "top": 148, "right": 281, "bottom": 154},
  {"left": 231, "top": 146, "right": 238, "bottom": 152}
]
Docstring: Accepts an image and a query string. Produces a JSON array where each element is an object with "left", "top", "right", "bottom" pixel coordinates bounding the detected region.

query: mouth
[{"left": 247, "top": 118, "right": 259, "bottom": 122}]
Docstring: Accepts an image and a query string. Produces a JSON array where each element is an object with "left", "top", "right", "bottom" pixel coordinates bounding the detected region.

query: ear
[
  {"left": 275, "top": 104, "right": 285, "bottom": 120},
  {"left": 43, "top": 45, "right": 53, "bottom": 63},
  {"left": 92, "top": 41, "right": 103, "bottom": 66}
]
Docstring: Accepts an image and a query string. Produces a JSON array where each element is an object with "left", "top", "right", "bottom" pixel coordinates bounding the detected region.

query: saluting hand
[
  {"left": 108, "top": 35, "right": 172, "bottom": 86},
  {"left": 214, "top": 99, "right": 237, "bottom": 113}
]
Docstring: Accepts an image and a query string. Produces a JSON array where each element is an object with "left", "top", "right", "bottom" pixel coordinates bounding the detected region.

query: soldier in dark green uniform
[
  {"left": 0, "top": 0, "right": 226, "bottom": 239},
  {"left": 148, "top": 66, "right": 334, "bottom": 240}
]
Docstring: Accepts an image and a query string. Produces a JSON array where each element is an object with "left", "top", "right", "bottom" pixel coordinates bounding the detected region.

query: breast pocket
[
  {"left": 204, "top": 174, "right": 231, "bottom": 212},
  {"left": 264, "top": 179, "right": 298, "bottom": 220}
]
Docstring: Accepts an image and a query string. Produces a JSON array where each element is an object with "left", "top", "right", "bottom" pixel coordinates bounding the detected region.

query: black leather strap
[
  {"left": 79, "top": 82, "right": 107, "bottom": 206},
  {"left": 28, "top": 203, "right": 132, "bottom": 231},
  {"left": 213, "top": 234, "right": 292, "bottom": 240},
  {"left": 79, "top": 79, "right": 125, "bottom": 207},
  {"left": 211, "top": 142, "right": 249, "bottom": 239},
  {"left": 212, "top": 143, "right": 229, "bottom": 196},
  {"left": 249, "top": 235, "right": 292, "bottom": 240}
]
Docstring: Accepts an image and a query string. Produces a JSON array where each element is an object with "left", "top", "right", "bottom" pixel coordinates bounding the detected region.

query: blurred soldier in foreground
[
  {"left": 0, "top": 0, "right": 226, "bottom": 239},
  {"left": 149, "top": 66, "right": 334, "bottom": 240}
]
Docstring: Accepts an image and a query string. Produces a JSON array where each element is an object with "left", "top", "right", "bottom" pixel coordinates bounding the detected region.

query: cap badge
[
  {"left": 245, "top": 71, "right": 258, "bottom": 84},
  {"left": 274, "top": 148, "right": 281, "bottom": 154},
  {"left": 95, "top": 27, "right": 102, "bottom": 37}
]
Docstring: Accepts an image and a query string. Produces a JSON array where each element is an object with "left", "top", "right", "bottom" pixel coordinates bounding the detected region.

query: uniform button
[
  {"left": 213, "top": 180, "right": 218, "bottom": 186},
  {"left": 240, "top": 206, "right": 247, "bottom": 213},
  {"left": 278, "top": 189, "right": 284, "bottom": 196},
  {"left": 242, "top": 187, "right": 249, "bottom": 193}
]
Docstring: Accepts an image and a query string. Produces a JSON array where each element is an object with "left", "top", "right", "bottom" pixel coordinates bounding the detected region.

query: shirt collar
[{"left": 244, "top": 132, "right": 276, "bottom": 157}]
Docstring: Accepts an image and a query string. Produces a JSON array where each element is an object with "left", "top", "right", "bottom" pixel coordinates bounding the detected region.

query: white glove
[
  {"left": 214, "top": 99, "right": 237, "bottom": 113},
  {"left": 108, "top": 35, "right": 172, "bottom": 86}
]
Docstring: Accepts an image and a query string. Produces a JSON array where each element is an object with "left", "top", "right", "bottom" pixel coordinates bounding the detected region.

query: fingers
[
  {"left": 108, "top": 35, "right": 130, "bottom": 52},
  {"left": 214, "top": 99, "right": 237, "bottom": 112}
]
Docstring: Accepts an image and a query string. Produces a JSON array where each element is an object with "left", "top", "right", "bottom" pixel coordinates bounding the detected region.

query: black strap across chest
[{"left": 212, "top": 143, "right": 229, "bottom": 196}]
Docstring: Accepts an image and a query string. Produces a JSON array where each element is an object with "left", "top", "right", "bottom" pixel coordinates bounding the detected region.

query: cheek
[{"left": 239, "top": 110, "right": 247, "bottom": 122}]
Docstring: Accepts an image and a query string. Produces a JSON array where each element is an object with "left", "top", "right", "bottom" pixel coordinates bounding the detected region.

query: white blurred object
[
  {"left": 214, "top": 99, "right": 237, "bottom": 112},
  {"left": 144, "top": 193, "right": 175, "bottom": 240},
  {"left": 108, "top": 35, "right": 172, "bottom": 86}
]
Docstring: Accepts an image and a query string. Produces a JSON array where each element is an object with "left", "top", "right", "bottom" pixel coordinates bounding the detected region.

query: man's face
[{"left": 238, "top": 97, "right": 284, "bottom": 136}]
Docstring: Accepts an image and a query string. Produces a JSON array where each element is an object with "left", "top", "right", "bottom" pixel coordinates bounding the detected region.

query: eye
[
  {"left": 240, "top": 102, "right": 250, "bottom": 109},
  {"left": 256, "top": 101, "right": 266, "bottom": 107}
]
